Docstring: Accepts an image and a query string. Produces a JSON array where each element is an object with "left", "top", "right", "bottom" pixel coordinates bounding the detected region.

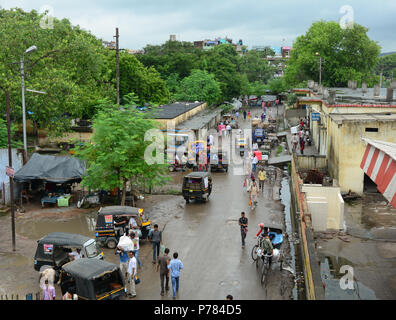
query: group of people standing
[
  {"left": 116, "top": 224, "right": 184, "bottom": 300},
  {"left": 291, "top": 118, "right": 310, "bottom": 155}
]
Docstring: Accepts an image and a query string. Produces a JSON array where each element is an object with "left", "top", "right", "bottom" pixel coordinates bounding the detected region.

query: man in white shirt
[
  {"left": 252, "top": 155, "right": 259, "bottom": 172},
  {"left": 129, "top": 231, "right": 142, "bottom": 267},
  {"left": 208, "top": 134, "right": 214, "bottom": 146},
  {"left": 127, "top": 251, "right": 137, "bottom": 298},
  {"left": 68, "top": 248, "right": 82, "bottom": 261}
]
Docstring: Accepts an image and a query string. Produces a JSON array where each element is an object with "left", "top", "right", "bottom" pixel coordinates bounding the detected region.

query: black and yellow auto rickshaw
[
  {"left": 59, "top": 258, "right": 125, "bottom": 300},
  {"left": 222, "top": 114, "right": 239, "bottom": 129},
  {"left": 95, "top": 206, "right": 152, "bottom": 249},
  {"left": 33, "top": 232, "right": 104, "bottom": 273},
  {"left": 210, "top": 150, "right": 229, "bottom": 172},
  {"left": 237, "top": 137, "right": 247, "bottom": 157},
  {"left": 182, "top": 172, "right": 212, "bottom": 203}
]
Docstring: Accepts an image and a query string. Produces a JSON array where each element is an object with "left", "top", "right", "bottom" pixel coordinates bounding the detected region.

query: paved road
[{"left": 127, "top": 107, "right": 294, "bottom": 300}]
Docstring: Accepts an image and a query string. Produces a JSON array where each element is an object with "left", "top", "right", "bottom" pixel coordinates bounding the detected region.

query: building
[
  {"left": 293, "top": 83, "right": 396, "bottom": 195},
  {"left": 194, "top": 37, "right": 245, "bottom": 54},
  {"left": 103, "top": 40, "right": 116, "bottom": 50},
  {"left": 151, "top": 101, "right": 207, "bottom": 130}
]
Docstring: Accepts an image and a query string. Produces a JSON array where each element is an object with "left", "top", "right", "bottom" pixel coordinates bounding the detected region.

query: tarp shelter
[
  {"left": 360, "top": 138, "right": 396, "bottom": 208},
  {"left": 14, "top": 153, "right": 86, "bottom": 183}
]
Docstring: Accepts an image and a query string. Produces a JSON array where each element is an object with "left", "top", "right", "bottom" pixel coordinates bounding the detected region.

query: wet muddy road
[{"left": 0, "top": 107, "right": 294, "bottom": 300}]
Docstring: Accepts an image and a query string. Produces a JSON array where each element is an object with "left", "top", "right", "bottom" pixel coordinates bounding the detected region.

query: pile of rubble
[{"left": 314, "top": 230, "right": 351, "bottom": 243}]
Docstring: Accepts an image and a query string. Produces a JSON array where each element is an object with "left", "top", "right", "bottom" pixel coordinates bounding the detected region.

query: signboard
[
  {"left": 44, "top": 244, "right": 53, "bottom": 254},
  {"left": 312, "top": 113, "right": 321, "bottom": 121},
  {"left": 6, "top": 166, "right": 14, "bottom": 178},
  {"left": 104, "top": 215, "right": 113, "bottom": 224}
]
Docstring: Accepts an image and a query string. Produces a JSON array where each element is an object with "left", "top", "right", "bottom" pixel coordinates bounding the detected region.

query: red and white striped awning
[{"left": 360, "top": 138, "right": 396, "bottom": 208}]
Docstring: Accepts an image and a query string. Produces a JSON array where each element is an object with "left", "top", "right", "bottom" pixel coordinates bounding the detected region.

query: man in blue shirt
[
  {"left": 115, "top": 246, "right": 129, "bottom": 283},
  {"left": 168, "top": 252, "right": 184, "bottom": 299}
]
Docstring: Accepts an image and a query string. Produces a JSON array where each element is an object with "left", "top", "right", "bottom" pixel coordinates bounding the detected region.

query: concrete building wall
[
  {"left": 297, "top": 155, "right": 327, "bottom": 169},
  {"left": 302, "top": 184, "right": 345, "bottom": 231},
  {"left": 336, "top": 120, "right": 396, "bottom": 194}
]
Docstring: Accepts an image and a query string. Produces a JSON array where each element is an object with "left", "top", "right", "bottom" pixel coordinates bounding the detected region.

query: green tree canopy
[
  {"left": 375, "top": 53, "right": 396, "bottom": 79},
  {"left": 0, "top": 8, "right": 115, "bottom": 136},
  {"left": 74, "top": 101, "right": 169, "bottom": 205},
  {"left": 173, "top": 69, "right": 222, "bottom": 106},
  {"left": 284, "top": 21, "right": 381, "bottom": 87},
  {"left": 239, "top": 50, "right": 274, "bottom": 83}
]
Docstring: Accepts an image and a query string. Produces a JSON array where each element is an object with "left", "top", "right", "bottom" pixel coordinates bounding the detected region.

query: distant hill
[{"left": 380, "top": 52, "right": 396, "bottom": 57}]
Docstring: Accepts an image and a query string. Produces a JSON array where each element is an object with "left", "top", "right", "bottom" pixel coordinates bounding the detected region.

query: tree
[
  {"left": 74, "top": 101, "right": 169, "bottom": 205},
  {"left": 173, "top": 70, "right": 222, "bottom": 106},
  {"left": 284, "top": 21, "right": 381, "bottom": 87},
  {"left": 267, "top": 78, "right": 287, "bottom": 95},
  {"left": 239, "top": 50, "right": 274, "bottom": 83},
  {"left": 0, "top": 8, "right": 115, "bottom": 136},
  {"left": 0, "top": 119, "right": 21, "bottom": 148},
  {"left": 111, "top": 52, "right": 169, "bottom": 105},
  {"left": 376, "top": 53, "right": 396, "bottom": 79}
]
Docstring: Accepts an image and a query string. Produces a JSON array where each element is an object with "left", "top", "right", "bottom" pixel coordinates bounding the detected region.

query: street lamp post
[{"left": 21, "top": 45, "right": 37, "bottom": 162}]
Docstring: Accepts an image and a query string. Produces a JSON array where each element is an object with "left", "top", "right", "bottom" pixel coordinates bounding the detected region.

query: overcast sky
[{"left": 1, "top": 0, "right": 395, "bottom": 52}]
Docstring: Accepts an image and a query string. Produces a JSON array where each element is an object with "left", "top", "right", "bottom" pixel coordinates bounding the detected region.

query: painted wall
[
  {"left": 0, "top": 149, "right": 24, "bottom": 205},
  {"left": 335, "top": 120, "right": 396, "bottom": 194},
  {"left": 302, "top": 184, "right": 345, "bottom": 231}
]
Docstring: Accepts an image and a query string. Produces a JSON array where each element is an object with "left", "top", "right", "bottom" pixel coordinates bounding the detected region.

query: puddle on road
[
  {"left": 320, "top": 255, "right": 377, "bottom": 300},
  {"left": 15, "top": 211, "right": 98, "bottom": 240}
]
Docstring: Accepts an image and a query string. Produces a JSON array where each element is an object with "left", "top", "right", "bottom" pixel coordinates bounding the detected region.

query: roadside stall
[{"left": 13, "top": 153, "right": 86, "bottom": 207}]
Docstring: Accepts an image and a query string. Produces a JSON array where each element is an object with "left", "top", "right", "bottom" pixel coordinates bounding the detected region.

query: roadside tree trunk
[{"left": 121, "top": 178, "right": 127, "bottom": 206}]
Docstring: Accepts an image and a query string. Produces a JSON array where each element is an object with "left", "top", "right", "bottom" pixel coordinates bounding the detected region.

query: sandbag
[
  {"left": 272, "top": 248, "right": 280, "bottom": 263},
  {"left": 118, "top": 235, "right": 133, "bottom": 251}
]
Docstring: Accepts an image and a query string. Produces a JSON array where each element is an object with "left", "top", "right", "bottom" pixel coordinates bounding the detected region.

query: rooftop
[
  {"left": 177, "top": 108, "right": 222, "bottom": 131},
  {"left": 294, "top": 87, "right": 396, "bottom": 107},
  {"left": 152, "top": 102, "right": 204, "bottom": 119},
  {"left": 330, "top": 113, "right": 396, "bottom": 123}
]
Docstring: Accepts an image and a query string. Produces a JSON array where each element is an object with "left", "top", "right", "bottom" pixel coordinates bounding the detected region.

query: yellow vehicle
[
  {"left": 95, "top": 206, "right": 152, "bottom": 249},
  {"left": 237, "top": 137, "right": 247, "bottom": 157},
  {"left": 222, "top": 114, "right": 239, "bottom": 129}
]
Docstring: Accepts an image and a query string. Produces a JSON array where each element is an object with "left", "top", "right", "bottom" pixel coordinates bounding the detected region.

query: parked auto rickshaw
[
  {"left": 59, "top": 258, "right": 125, "bottom": 300},
  {"left": 95, "top": 206, "right": 152, "bottom": 249},
  {"left": 210, "top": 150, "right": 229, "bottom": 172},
  {"left": 33, "top": 232, "right": 104, "bottom": 273},
  {"left": 182, "top": 172, "right": 212, "bottom": 203}
]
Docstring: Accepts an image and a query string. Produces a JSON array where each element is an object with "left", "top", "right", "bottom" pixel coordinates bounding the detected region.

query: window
[{"left": 365, "top": 128, "right": 378, "bottom": 133}]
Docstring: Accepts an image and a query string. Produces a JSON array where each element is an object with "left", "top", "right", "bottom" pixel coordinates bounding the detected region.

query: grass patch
[{"left": 276, "top": 145, "right": 283, "bottom": 156}]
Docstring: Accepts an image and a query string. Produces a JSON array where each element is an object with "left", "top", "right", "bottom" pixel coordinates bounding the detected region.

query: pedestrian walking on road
[
  {"left": 150, "top": 224, "right": 162, "bottom": 263},
  {"left": 292, "top": 134, "right": 299, "bottom": 153},
  {"left": 239, "top": 212, "right": 248, "bottom": 248},
  {"left": 157, "top": 248, "right": 171, "bottom": 296},
  {"left": 300, "top": 139, "right": 305, "bottom": 155},
  {"left": 250, "top": 181, "right": 258, "bottom": 207},
  {"left": 168, "top": 252, "right": 184, "bottom": 299},
  {"left": 129, "top": 231, "right": 142, "bottom": 267},
  {"left": 252, "top": 154, "right": 258, "bottom": 173},
  {"left": 235, "top": 111, "right": 239, "bottom": 120},
  {"left": 41, "top": 279, "right": 56, "bottom": 300},
  {"left": 258, "top": 168, "right": 266, "bottom": 192},
  {"left": 127, "top": 251, "right": 137, "bottom": 298},
  {"left": 261, "top": 113, "right": 265, "bottom": 123},
  {"left": 248, "top": 111, "right": 252, "bottom": 120},
  {"left": 243, "top": 110, "right": 247, "bottom": 120}
]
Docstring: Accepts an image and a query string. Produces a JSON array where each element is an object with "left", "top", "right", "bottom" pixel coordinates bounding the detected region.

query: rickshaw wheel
[
  {"left": 106, "top": 238, "right": 117, "bottom": 249},
  {"left": 168, "top": 166, "right": 175, "bottom": 172},
  {"left": 251, "top": 245, "right": 258, "bottom": 262}
]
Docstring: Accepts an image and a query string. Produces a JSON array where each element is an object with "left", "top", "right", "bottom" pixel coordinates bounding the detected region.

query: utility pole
[
  {"left": 115, "top": 28, "right": 120, "bottom": 105},
  {"left": 6, "top": 90, "right": 16, "bottom": 252}
]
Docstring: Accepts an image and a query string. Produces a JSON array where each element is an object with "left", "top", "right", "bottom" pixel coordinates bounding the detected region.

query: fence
[{"left": 0, "top": 292, "right": 41, "bottom": 300}]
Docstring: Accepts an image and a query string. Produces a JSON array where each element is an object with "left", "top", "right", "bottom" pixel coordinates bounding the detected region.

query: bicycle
[
  {"left": 251, "top": 236, "right": 263, "bottom": 262},
  {"left": 260, "top": 253, "right": 273, "bottom": 285}
]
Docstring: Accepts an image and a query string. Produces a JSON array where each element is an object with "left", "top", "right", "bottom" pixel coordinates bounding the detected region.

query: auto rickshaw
[
  {"left": 95, "top": 206, "right": 152, "bottom": 249},
  {"left": 210, "top": 150, "right": 229, "bottom": 172},
  {"left": 237, "top": 137, "right": 247, "bottom": 157},
  {"left": 188, "top": 140, "right": 208, "bottom": 171},
  {"left": 33, "top": 232, "right": 104, "bottom": 273},
  {"left": 59, "top": 258, "right": 125, "bottom": 300},
  {"left": 182, "top": 172, "right": 212, "bottom": 203}
]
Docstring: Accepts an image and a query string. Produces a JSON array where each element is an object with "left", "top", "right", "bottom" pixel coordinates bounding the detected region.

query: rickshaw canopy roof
[
  {"left": 98, "top": 206, "right": 142, "bottom": 216},
  {"left": 38, "top": 232, "right": 92, "bottom": 247},
  {"left": 62, "top": 258, "right": 119, "bottom": 281},
  {"left": 184, "top": 172, "right": 211, "bottom": 179}
]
